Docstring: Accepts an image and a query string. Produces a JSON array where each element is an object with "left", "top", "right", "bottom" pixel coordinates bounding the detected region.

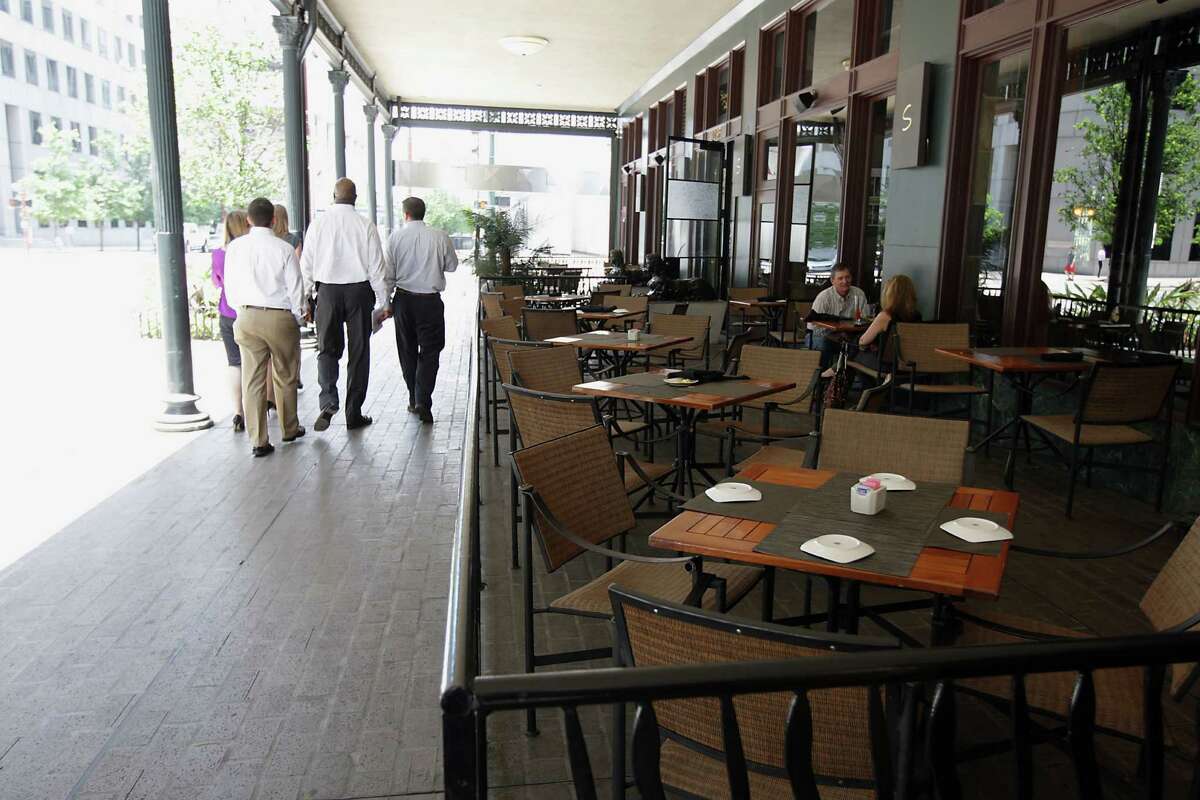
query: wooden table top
[
  {"left": 525, "top": 294, "right": 589, "bottom": 304},
  {"left": 547, "top": 332, "right": 690, "bottom": 352},
  {"left": 576, "top": 309, "right": 640, "bottom": 321},
  {"left": 813, "top": 319, "right": 871, "bottom": 333},
  {"left": 729, "top": 299, "right": 788, "bottom": 308},
  {"left": 936, "top": 346, "right": 1099, "bottom": 374},
  {"left": 649, "top": 463, "right": 1018, "bottom": 600},
  {"left": 574, "top": 370, "right": 796, "bottom": 412}
]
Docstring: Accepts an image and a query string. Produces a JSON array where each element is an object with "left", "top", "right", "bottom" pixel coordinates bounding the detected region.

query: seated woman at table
[{"left": 822, "top": 274, "right": 919, "bottom": 378}]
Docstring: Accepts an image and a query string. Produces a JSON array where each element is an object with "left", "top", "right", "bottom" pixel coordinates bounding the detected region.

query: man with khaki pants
[{"left": 225, "top": 197, "right": 307, "bottom": 457}]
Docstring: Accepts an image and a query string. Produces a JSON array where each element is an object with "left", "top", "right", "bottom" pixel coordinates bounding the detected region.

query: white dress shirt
[
  {"left": 300, "top": 203, "right": 388, "bottom": 309},
  {"left": 385, "top": 220, "right": 459, "bottom": 295},
  {"left": 812, "top": 285, "right": 868, "bottom": 318},
  {"left": 224, "top": 227, "right": 305, "bottom": 314}
]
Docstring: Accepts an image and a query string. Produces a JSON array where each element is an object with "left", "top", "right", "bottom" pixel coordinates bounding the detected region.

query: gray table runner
[{"left": 681, "top": 480, "right": 804, "bottom": 524}]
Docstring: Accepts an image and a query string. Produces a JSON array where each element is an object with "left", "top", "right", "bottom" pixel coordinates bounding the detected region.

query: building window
[
  {"left": 40, "top": 0, "right": 51, "bottom": 32},
  {"left": 800, "top": 0, "right": 854, "bottom": 89},
  {"left": 69, "top": 120, "right": 80, "bottom": 150},
  {"left": 61, "top": 8, "right": 71, "bottom": 41},
  {"left": 101, "top": 79, "right": 110, "bottom": 108},
  {"left": 80, "top": 18, "right": 90, "bottom": 49},
  {"left": 116, "top": 84, "right": 125, "bottom": 107},
  {"left": 871, "top": 0, "right": 904, "bottom": 60},
  {"left": 84, "top": 71, "right": 94, "bottom": 103},
  {"left": 0, "top": 40, "right": 13, "bottom": 78},
  {"left": 29, "top": 111, "right": 42, "bottom": 145},
  {"left": 97, "top": 29, "right": 107, "bottom": 58},
  {"left": 50, "top": 115, "right": 61, "bottom": 131},
  {"left": 20, "top": 0, "right": 32, "bottom": 23},
  {"left": 126, "top": 42, "right": 134, "bottom": 66},
  {"left": 66, "top": 64, "right": 76, "bottom": 96},
  {"left": 87, "top": 125, "right": 97, "bottom": 155},
  {"left": 45, "top": 57, "right": 57, "bottom": 91},
  {"left": 24, "top": 50, "right": 37, "bottom": 84}
]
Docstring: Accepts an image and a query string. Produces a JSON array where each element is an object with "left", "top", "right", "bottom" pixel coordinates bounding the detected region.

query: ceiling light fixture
[{"left": 499, "top": 36, "right": 549, "bottom": 56}]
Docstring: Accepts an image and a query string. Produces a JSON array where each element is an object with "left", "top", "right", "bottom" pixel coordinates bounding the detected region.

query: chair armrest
[
  {"left": 521, "top": 486, "right": 697, "bottom": 566},
  {"left": 1011, "top": 521, "right": 1177, "bottom": 560},
  {"left": 615, "top": 451, "right": 689, "bottom": 505}
]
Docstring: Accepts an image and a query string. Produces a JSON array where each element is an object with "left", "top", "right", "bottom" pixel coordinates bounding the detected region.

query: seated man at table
[
  {"left": 821, "top": 274, "right": 920, "bottom": 379},
  {"left": 811, "top": 263, "right": 869, "bottom": 368}
]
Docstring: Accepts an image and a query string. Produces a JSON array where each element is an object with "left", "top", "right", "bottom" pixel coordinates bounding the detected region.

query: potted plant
[{"left": 465, "top": 207, "right": 533, "bottom": 276}]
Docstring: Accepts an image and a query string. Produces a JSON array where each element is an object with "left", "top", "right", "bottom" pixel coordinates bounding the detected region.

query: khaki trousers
[{"left": 234, "top": 307, "right": 301, "bottom": 447}]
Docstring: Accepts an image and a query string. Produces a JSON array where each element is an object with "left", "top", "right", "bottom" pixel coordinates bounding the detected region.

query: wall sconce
[
  {"left": 622, "top": 164, "right": 632, "bottom": 174},
  {"left": 653, "top": 153, "right": 665, "bottom": 165},
  {"left": 795, "top": 90, "right": 818, "bottom": 112}
]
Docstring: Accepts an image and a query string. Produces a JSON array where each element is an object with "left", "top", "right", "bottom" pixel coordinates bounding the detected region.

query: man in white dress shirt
[
  {"left": 811, "top": 263, "right": 869, "bottom": 368},
  {"left": 385, "top": 196, "right": 458, "bottom": 424},
  {"left": 224, "top": 197, "right": 307, "bottom": 457},
  {"left": 300, "top": 178, "right": 389, "bottom": 432}
]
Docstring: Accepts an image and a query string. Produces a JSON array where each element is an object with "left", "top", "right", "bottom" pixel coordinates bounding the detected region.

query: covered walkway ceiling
[{"left": 323, "top": 0, "right": 742, "bottom": 111}]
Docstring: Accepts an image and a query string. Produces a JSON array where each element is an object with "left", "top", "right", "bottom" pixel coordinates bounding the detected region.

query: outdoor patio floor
[{"left": 0, "top": 276, "right": 1194, "bottom": 799}]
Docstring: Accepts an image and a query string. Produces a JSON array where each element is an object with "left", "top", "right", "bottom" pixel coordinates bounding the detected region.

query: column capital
[
  {"left": 328, "top": 69, "right": 350, "bottom": 95},
  {"left": 272, "top": 14, "right": 306, "bottom": 50},
  {"left": 381, "top": 122, "right": 398, "bottom": 142},
  {"left": 363, "top": 104, "right": 380, "bottom": 123}
]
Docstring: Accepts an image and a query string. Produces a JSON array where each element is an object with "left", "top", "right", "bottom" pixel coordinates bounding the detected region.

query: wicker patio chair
[
  {"left": 728, "top": 286, "right": 768, "bottom": 335},
  {"left": 480, "top": 316, "right": 519, "bottom": 341},
  {"left": 609, "top": 586, "right": 905, "bottom": 799},
  {"left": 511, "top": 425, "right": 764, "bottom": 738},
  {"left": 596, "top": 282, "right": 633, "bottom": 296},
  {"left": 647, "top": 312, "right": 710, "bottom": 369},
  {"left": 1019, "top": 359, "right": 1179, "bottom": 516},
  {"left": 610, "top": 294, "right": 650, "bottom": 330},
  {"left": 499, "top": 297, "right": 526, "bottom": 319},
  {"left": 891, "top": 322, "right": 989, "bottom": 422},
  {"left": 498, "top": 284, "right": 525, "bottom": 300},
  {"left": 486, "top": 338, "right": 548, "bottom": 466},
  {"left": 523, "top": 308, "right": 579, "bottom": 341},
  {"left": 693, "top": 345, "right": 822, "bottom": 475},
  {"left": 770, "top": 300, "right": 815, "bottom": 348},
  {"left": 938, "top": 515, "right": 1200, "bottom": 795},
  {"left": 720, "top": 324, "right": 769, "bottom": 374},
  {"left": 481, "top": 292, "right": 505, "bottom": 320},
  {"left": 817, "top": 407, "right": 969, "bottom": 485}
]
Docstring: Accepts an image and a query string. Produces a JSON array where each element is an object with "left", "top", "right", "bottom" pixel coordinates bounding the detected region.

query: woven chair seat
[
  {"left": 624, "top": 460, "right": 672, "bottom": 491},
  {"left": 550, "top": 561, "right": 762, "bottom": 616},
  {"left": 955, "top": 609, "right": 1147, "bottom": 739},
  {"left": 1022, "top": 415, "right": 1154, "bottom": 446},
  {"left": 895, "top": 382, "right": 986, "bottom": 395},
  {"left": 658, "top": 738, "right": 875, "bottom": 799},
  {"left": 735, "top": 444, "right": 809, "bottom": 472},
  {"left": 611, "top": 419, "right": 649, "bottom": 438},
  {"left": 695, "top": 414, "right": 815, "bottom": 440}
]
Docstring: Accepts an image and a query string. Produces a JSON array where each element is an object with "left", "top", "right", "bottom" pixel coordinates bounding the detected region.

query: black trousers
[
  {"left": 315, "top": 281, "right": 374, "bottom": 420},
  {"left": 392, "top": 290, "right": 445, "bottom": 411}
]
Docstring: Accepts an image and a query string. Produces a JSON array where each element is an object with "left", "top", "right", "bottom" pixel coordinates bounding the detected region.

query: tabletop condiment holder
[{"left": 850, "top": 477, "right": 887, "bottom": 515}]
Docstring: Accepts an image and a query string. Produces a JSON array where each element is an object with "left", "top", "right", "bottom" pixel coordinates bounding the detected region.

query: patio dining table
[
  {"left": 575, "top": 308, "right": 641, "bottom": 332},
  {"left": 649, "top": 462, "right": 1019, "bottom": 643},
  {"left": 547, "top": 330, "right": 691, "bottom": 376},
  {"left": 730, "top": 298, "right": 788, "bottom": 341}
]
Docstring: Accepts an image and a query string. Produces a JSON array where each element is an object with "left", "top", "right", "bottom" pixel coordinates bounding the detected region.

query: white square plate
[
  {"left": 800, "top": 535, "right": 876, "bottom": 564},
  {"left": 939, "top": 517, "right": 1013, "bottom": 543},
  {"left": 704, "top": 482, "right": 763, "bottom": 503}
]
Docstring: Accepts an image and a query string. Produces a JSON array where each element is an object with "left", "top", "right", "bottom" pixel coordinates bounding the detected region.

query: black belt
[
  {"left": 242, "top": 305, "right": 289, "bottom": 312},
  {"left": 394, "top": 287, "right": 438, "bottom": 296}
]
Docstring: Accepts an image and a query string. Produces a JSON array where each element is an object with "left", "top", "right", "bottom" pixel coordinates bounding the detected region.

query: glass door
[
  {"left": 862, "top": 96, "right": 895, "bottom": 300},
  {"left": 752, "top": 132, "right": 781, "bottom": 290},
  {"left": 662, "top": 136, "right": 727, "bottom": 284},
  {"left": 786, "top": 116, "right": 844, "bottom": 298}
]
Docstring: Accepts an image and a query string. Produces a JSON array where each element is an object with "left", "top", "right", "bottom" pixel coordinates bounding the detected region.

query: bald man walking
[{"left": 300, "top": 178, "right": 389, "bottom": 431}]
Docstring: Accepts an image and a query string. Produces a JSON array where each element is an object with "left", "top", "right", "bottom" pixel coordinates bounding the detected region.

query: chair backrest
[
  {"left": 590, "top": 290, "right": 620, "bottom": 306},
  {"left": 1139, "top": 516, "right": 1200, "bottom": 698},
  {"left": 722, "top": 325, "right": 769, "bottom": 373},
  {"left": 737, "top": 345, "right": 821, "bottom": 407},
  {"left": 508, "top": 344, "right": 582, "bottom": 393},
  {"left": 650, "top": 312, "right": 709, "bottom": 360},
  {"left": 523, "top": 308, "right": 578, "bottom": 341},
  {"left": 596, "top": 282, "right": 632, "bottom": 296},
  {"left": 499, "top": 297, "right": 526, "bottom": 319},
  {"left": 499, "top": 284, "right": 525, "bottom": 300},
  {"left": 894, "top": 323, "right": 972, "bottom": 374},
  {"left": 611, "top": 587, "right": 897, "bottom": 796},
  {"left": 481, "top": 316, "right": 519, "bottom": 341},
  {"left": 729, "top": 287, "right": 767, "bottom": 318},
  {"left": 818, "top": 408, "right": 969, "bottom": 484},
  {"left": 481, "top": 292, "right": 504, "bottom": 319},
  {"left": 1079, "top": 361, "right": 1179, "bottom": 425},
  {"left": 620, "top": 295, "right": 649, "bottom": 314},
  {"left": 512, "top": 425, "right": 636, "bottom": 571},
  {"left": 686, "top": 301, "right": 728, "bottom": 344},
  {"left": 489, "top": 338, "right": 543, "bottom": 385},
  {"left": 503, "top": 384, "right": 601, "bottom": 447}
]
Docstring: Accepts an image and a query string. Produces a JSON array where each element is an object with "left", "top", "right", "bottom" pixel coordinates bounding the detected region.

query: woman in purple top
[{"left": 211, "top": 210, "right": 250, "bottom": 431}]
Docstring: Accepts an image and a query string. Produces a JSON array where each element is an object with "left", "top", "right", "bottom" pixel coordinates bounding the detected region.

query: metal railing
[
  {"left": 441, "top": 292, "right": 1200, "bottom": 798},
  {"left": 1051, "top": 294, "right": 1199, "bottom": 361},
  {"left": 481, "top": 256, "right": 613, "bottom": 296}
]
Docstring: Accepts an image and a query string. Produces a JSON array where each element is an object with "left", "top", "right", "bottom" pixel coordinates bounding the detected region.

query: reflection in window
[
  {"left": 770, "top": 27, "right": 785, "bottom": 101},
  {"left": 717, "top": 63, "right": 731, "bottom": 122},
  {"left": 758, "top": 202, "right": 775, "bottom": 286},
  {"left": 863, "top": 97, "right": 895, "bottom": 296},
  {"left": 876, "top": 0, "right": 904, "bottom": 59},
  {"left": 801, "top": 0, "right": 853, "bottom": 88},
  {"left": 765, "top": 139, "right": 779, "bottom": 182},
  {"left": 791, "top": 120, "right": 843, "bottom": 290},
  {"left": 963, "top": 52, "right": 1029, "bottom": 323}
]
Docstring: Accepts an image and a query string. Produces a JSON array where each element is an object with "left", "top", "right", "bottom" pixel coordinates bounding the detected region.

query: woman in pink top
[{"left": 211, "top": 210, "right": 250, "bottom": 431}]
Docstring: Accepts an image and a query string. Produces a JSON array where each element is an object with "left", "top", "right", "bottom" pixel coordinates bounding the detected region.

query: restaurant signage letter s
[{"left": 894, "top": 62, "right": 932, "bottom": 170}]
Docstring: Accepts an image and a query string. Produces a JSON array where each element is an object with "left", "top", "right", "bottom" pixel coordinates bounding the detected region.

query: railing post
[{"left": 442, "top": 708, "right": 480, "bottom": 799}]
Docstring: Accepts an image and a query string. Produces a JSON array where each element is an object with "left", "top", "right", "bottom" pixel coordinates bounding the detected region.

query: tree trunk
[
  {"left": 499, "top": 246, "right": 512, "bottom": 276},
  {"left": 98, "top": 221, "right": 105, "bottom": 252},
  {"left": 136, "top": 223, "right": 141, "bottom": 251}
]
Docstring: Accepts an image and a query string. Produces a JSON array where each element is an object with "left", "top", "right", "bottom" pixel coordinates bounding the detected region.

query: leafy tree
[
  {"left": 88, "top": 132, "right": 152, "bottom": 251},
  {"left": 422, "top": 189, "right": 471, "bottom": 235},
  {"left": 1056, "top": 73, "right": 1200, "bottom": 246},
  {"left": 13, "top": 126, "right": 90, "bottom": 237},
  {"left": 175, "top": 28, "right": 285, "bottom": 223}
]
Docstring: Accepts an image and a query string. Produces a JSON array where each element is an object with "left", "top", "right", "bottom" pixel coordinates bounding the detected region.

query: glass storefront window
[
  {"left": 765, "top": 139, "right": 779, "bottom": 182},
  {"left": 962, "top": 51, "right": 1029, "bottom": 324},
  {"left": 790, "top": 119, "right": 844, "bottom": 293},
  {"left": 758, "top": 202, "right": 776, "bottom": 285},
  {"left": 875, "top": 0, "right": 903, "bottom": 59},
  {"left": 801, "top": 0, "right": 853, "bottom": 88},
  {"left": 770, "top": 27, "right": 786, "bottom": 100},
  {"left": 863, "top": 96, "right": 895, "bottom": 296},
  {"left": 717, "top": 63, "right": 731, "bottom": 122}
]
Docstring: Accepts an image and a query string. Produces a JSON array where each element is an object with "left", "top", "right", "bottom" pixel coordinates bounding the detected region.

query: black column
[
  {"left": 364, "top": 104, "right": 379, "bottom": 225},
  {"left": 142, "top": 0, "right": 211, "bottom": 432},
  {"left": 381, "top": 121, "right": 397, "bottom": 233},
  {"left": 274, "top": 14, "right": 307, "bottom": 237},
  {"left": 328, "top": 69, "right": 349, "bottom": 179}
]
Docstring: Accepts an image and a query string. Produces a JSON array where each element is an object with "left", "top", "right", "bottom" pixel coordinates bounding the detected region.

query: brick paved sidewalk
[{"left": 0, "top": 272, "right": 477, "bottom": 800}]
